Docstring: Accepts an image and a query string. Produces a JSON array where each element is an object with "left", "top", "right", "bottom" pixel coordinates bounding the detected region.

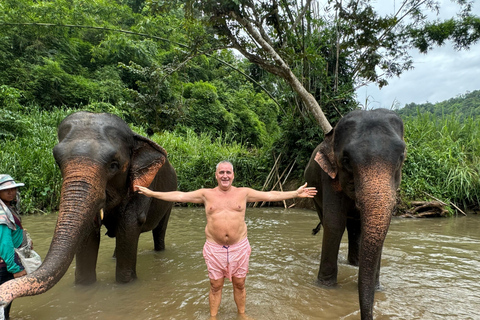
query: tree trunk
[{"left": 230, "top": 11, "right": 333, "bottom": 134}]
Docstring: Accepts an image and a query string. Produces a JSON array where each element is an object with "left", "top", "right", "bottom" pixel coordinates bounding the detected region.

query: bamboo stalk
[
  {"left": 253, "top": 153, "right": 282, "bottom": 207},
  {"left": 260, "top": 160, "right": 295, "bottom": 208}
]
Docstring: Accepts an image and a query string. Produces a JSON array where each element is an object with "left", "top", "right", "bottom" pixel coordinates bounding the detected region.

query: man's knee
[
  {"left": 232, "top": 277, "right": 246, "bottom": 290},
  {"left": 210, "top": 278, "right": 224, "bottom": 293}
]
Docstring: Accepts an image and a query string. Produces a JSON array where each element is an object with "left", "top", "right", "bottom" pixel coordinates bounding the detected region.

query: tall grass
[
  {"left": 1, "top": 108, "right": 271, "bottom": 214},
  {"left": 3, "top": 105, "right": 479, "bottom": 215},
  {"left": 401, "top": 112, "right": 480, "bottom": 211},
  {"left": 133, "top": 125, "right": 273, "bottom": 193}
]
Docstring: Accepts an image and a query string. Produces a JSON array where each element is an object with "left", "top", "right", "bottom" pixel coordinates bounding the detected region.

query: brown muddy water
[{"left": 10, "top": 208, "right": 480, "bottom": 320}]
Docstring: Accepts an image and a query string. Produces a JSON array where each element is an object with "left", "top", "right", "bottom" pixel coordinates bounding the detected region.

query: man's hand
[
  {"left": 135, "top": 186, "right": 153, "bottom": 197},
  {"left": 296, "top": 183, "right": 317, "bottom": 198}
]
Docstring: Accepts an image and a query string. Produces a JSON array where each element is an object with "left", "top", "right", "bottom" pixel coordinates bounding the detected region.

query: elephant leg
[
  {"left": 346, "top": 216, "right": 361, "bottom": 266},
  {"left": 75, "top": 224, "right": 101, "bottom": 285},
  {"left": 115, "top": 214, "right": 140, "bottom": 283},
  {"left": 153, "top": 206, "right": 172, "bottom": 251},
  {"left": 317, "top": 210, "right": 346, "bottom": 286}
]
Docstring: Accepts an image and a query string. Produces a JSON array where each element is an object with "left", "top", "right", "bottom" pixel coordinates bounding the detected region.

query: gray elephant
[
  {"left": 0, "top": 112, "right": 177, "bottom": 309},
  {"left": 304, "top": 109, "right": 406, "bottom": 320}
]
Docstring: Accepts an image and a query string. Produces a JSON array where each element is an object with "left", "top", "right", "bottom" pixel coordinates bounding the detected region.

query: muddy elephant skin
[
  {"left": 304, "top": 109, "right": 406, "bottom": 320},
  {"left": 0, "top": 112, "right": 177, "bottom": 309}
]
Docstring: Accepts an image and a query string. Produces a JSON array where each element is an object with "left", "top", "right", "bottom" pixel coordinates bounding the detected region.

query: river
[{"left": 10, "top": 208, "right": 480, "bottom": 319}]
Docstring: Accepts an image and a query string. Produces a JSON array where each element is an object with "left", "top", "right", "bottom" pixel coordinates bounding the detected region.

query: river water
[{"left": 11, "top": 208, "right": 480, "bottom": 320}]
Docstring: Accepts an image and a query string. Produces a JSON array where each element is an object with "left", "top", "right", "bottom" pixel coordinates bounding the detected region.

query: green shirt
[{"left": 0, "top": 222, "right": 24, "bottom": 274}]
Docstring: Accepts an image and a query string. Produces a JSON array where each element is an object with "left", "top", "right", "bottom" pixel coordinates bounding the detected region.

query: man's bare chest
[{"left": 205, "top": 189, "right": 247, "bottom": 215}]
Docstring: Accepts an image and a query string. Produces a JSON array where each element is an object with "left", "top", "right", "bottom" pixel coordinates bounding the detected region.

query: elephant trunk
[
  {"left": 0, "top": 158, "right": 105, "bottom": 307},
  {"left": 355, "top": 162, "right": 397, "bottom": 320}
]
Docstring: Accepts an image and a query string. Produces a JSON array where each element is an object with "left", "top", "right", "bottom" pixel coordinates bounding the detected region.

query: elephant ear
[
  {"left": 314, "top": 129, "right": 337, "bottom": 179},
  {"left": 130, "top": 134, "right": 167, "bottom": 191}
]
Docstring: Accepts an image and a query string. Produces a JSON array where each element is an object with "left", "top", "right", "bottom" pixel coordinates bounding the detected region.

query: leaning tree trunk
[
  {"left": 0, "top": 158, "right": 105, "bottom": 306},
  {"left": 229, "top": 11, "right": 333, "bottom": 134}
]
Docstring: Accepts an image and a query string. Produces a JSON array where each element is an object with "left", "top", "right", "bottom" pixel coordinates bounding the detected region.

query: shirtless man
[{"left": 135, "top": 160, "right": 316, "bottom": 317}]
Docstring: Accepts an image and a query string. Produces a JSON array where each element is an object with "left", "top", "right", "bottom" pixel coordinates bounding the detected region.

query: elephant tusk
[{"left": 100, "top": 208, "right": 104, "bottom": 221}]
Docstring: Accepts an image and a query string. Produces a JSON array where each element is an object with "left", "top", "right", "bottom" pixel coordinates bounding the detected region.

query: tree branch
[
  {"left": 229, "top": 11, "right": 333, "bottom": 133},
  {"left": 293, "top": 0, "right": 313, "bottom": 30}
]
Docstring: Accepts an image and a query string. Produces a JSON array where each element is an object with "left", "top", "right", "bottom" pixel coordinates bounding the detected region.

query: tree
[
  {"left": 186, "top": 0, "right": 479, "bottom": 133},
  {"left": 187, "top": 0, "right": 334, "bottom": 133},
  {"left": 0, "top": 0, "right": 281, "bottom": 148}
]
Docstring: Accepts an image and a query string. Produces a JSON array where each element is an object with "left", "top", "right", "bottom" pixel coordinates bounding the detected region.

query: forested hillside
[{"left": 397, "top": 90, "right": 480, "bottom": 120}]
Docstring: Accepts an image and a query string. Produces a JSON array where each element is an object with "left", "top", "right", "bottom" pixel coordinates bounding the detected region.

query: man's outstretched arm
[
  {"left": 245, "top": 183, "right": 317, "bottom": 203},
  {"left": 135, "top": 186, "right": 205, "bottom": 204}
]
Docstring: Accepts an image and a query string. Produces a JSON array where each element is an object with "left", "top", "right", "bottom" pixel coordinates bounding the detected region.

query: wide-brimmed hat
[{"left": 0, "top": 174, "right": 25, "bottom": 191}]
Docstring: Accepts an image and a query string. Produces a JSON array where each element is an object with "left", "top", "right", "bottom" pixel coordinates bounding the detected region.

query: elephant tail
[{"left": 312, "top": 221, "right": 322, "bottom": 235}]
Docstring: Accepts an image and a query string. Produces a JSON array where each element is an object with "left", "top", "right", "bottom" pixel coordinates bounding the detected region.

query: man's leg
[
  {"left": 232, "top": 276, "right": 247, "bottom": 314},
  {"left": 209, "top": 277, "right": 225, "bottom": 316}
]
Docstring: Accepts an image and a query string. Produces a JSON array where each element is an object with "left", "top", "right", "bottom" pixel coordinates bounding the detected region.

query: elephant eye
[
  {"left": 342, "top": 156, "right": 352, "bottom": 171},
  {"left": 109, "top": 161, "right": 120, "bottom": 171}
]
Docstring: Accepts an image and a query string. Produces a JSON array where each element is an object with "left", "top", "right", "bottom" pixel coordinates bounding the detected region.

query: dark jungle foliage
[{"left": 1, "top": 0, "right": 479, "bottom": 214}]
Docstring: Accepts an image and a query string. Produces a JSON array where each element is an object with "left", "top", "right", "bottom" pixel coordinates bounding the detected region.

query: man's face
[
  {"left": 215, "top": 163, "right": 234, "bottom": 190},
  {"left": 0, "top": 187, "right": 17, "bottom": 204}
]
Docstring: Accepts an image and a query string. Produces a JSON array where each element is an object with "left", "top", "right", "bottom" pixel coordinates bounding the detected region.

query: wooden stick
[
  {"left": 260, "top": 160, "right": 295, "bottom": 208},
  {"left": 422, "top": 191, "right": 467, "bottom": 216},
  {"left": 260, "top": 158, "right": 286, "bottom": 208},
  {"left": 282, "top": 160, "right": 296, "bottom": 185},
  {"left": 274, "top": 163, "right": 287, "bottom": 209},
  {"left": 253, "top": 153, "right": 281, "bottom": 207}
]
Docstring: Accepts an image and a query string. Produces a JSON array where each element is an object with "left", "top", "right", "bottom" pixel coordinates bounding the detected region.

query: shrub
[
  {"left": 150, "top": 126, "right": 271, "bottom": 193},
  {"left": 0, "top": 107, "right": 68, "bottom": 213},
  {"left": 401, "top": 113, "right": 480, "bottom": 211},
  {"left": 1, "top": 108, "right": 272, "bottom": 213}
]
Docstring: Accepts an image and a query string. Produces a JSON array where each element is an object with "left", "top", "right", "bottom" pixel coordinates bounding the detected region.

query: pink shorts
[{"left": 203, "top": 237, "right": 252, "bottom": 281}]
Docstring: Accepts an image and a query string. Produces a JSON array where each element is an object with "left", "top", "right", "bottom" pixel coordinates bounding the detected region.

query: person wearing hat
[{"left": 0, "top": 174, "right": 27, "bottom": 319}]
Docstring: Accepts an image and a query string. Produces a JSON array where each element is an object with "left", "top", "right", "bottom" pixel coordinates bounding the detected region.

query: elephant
[
  {"left": 0, "top": 111, "right": 177, "bottom": 309},
  {"left": 304, "top": 109, "right": 406, "bottom": 320}
]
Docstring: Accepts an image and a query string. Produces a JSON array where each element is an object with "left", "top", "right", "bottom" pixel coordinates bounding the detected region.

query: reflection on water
[{"left": 12, "top": 208, "right": 480, "bottom": 320}]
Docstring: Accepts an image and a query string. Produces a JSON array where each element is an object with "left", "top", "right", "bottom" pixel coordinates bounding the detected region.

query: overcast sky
[{"left": 355, "top": 1, "right": 480, "bottom": 109}]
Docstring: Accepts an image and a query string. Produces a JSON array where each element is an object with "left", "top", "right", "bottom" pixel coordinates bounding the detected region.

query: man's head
[{"left": 215, "top": 161, "right": 234, "bottom": 191}]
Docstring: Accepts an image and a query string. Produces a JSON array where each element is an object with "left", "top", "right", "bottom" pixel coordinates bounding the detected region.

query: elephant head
[
  {"left": 0, "top": 111, "right": 176, "bottom": 308},
  {"left": 305, "top": 109, "right": 406, "bottom": 320}
]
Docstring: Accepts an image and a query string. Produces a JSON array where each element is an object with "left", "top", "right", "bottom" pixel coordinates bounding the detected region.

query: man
[{"left": 135, "top": 160, "right": 316, "bottom": 317}]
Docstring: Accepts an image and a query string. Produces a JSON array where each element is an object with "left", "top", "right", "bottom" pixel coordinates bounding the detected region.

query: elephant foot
[
  {"left": 316, "top": 277, "right": 337, "bottom": 287},
  {"left": 154, "top": 241, "right": 166, "bottom": 251},
  {"left": 116, "top": 275, "right": 137, "bottom": 284},
  {"left": 116, "top": 270, "right": 138, "bottom": 283},
  {"left": 348, "top": 256, "right": 359, "bottom": 266},
  {"left": 75, "top": 275, "right": 97, "bottom": 286}
]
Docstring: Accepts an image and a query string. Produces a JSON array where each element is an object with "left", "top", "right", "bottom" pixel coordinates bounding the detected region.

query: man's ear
[
  {"left": 314, "top": 129, "right": 337, "bottom": 179},
  {"left": 130, "top": 134, "right": 167, "bottom": 192}
]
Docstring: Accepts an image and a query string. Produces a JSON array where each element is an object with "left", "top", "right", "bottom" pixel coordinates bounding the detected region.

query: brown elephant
[
  {"left": 304, "top": 109, "right": 406, "bottom": 320},
  {"left": 0, "top": 112, "right": 177, "bottom": 310}
]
